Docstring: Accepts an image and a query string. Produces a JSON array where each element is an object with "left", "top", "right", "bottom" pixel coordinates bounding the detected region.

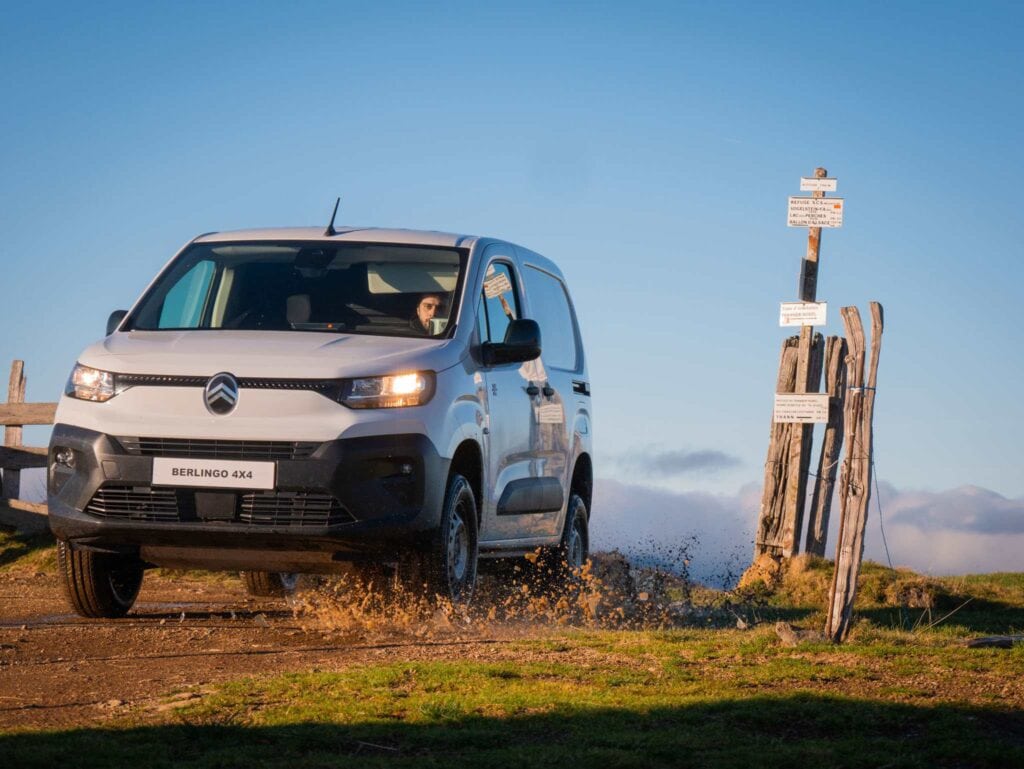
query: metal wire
[{"left": 873, "top": 459, "right": 895, "bottom": 571}]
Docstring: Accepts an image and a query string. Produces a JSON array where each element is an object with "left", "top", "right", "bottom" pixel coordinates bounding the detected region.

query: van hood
[{"left": 77, "top": 330, "right": 467, "bottom": 379}]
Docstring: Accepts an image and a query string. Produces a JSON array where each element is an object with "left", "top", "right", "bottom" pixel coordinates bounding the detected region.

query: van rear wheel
[
  {"left": 241, "top": 571, "right": 299, "bottom": 597},
  {"left": 57, "top": 540, "right": 144, "bottom": 618},
  {"left": 540, "top": 493, "right": 590, "bottom": 588}
]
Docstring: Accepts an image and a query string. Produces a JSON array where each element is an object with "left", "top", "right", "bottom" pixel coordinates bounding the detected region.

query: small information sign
[
  {"left": 779, "top": 301, "right": 827, "bottom": 327},
  {"left": 483, "top": 272, "right": 513, "bottom": 299},
  {"left": 773, "top": 393, "right": 830, "bottom": 424},
  {"left": 800, "top": 177, "right": 838, "bottom": 192},
  {"left": 535, "top": 403, "right": 564, "bottom": 424},
  {"left": 787, "top": 197, "right": 844, "bottom": 228}
]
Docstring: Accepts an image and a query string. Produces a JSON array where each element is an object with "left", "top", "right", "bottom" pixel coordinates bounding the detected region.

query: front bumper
[{"left": 47, "top": 423, "right": 449, "bottom": 561}]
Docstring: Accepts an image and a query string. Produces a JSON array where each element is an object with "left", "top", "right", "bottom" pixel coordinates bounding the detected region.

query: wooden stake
[
  {"left": 826, "top": 303, "right": 884, "bottom": 642},
  {"left": 755, "top": 336, "right": 799, "bottom": 557},
  {"left": 805, "top": 336, "right": 848, "bottom": 556},
  {"left": 780, "top": 332, "right": 823, "bottom": 556}
]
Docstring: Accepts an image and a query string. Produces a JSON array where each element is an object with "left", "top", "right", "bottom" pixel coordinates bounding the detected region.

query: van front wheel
[
  {"left": 401, "top": 473, "right": 478, "bottom": 606},
  {"left": 57, "top": 540, "right": 144, "bottom": 618}
]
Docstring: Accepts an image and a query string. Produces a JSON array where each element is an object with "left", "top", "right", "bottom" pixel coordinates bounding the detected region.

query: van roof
[
  {"left": 193, "top": 227, "right": 565, "bottom": 279},
  {"left": 194, "top": 227, "right": 479, "bottom": 249}
]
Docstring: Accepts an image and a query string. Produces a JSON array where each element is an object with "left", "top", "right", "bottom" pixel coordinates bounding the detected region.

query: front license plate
[{"left": 152, "top": 458, "right": 275, "bottom": 490}]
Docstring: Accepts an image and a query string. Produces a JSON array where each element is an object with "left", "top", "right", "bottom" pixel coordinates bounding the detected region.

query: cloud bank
[
  {"left": 613, "top": 448, "right": 742, "bottom": 479},
  {"left": 592, "top": 477, "right": 1024, "bottom": 585},
  {"left": 591, "top": 478, "right": 757, "bottom": 586}
]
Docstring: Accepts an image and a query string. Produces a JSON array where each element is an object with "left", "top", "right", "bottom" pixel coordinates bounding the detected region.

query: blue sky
[{"left": 2, "top": 2, "right": 1022, "bottom": 573}]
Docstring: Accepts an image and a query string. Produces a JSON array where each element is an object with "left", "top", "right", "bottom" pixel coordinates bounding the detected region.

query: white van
[{"left": 48, "top": 226, "right": 593, "bottom": 617}]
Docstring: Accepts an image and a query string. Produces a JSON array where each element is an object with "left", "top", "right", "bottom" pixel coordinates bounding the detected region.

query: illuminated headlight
[
  {"left": 65, "top": 363, "right": 117, "bottom": 402},
  {"left": 339, "top": 372, "right": 435, "bottom": 409}
]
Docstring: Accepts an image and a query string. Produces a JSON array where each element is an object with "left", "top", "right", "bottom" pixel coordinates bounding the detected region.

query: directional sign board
[
  {"left": 780, "top": 301, "right": 827, "bottom": 327},
  {"left": 787, "top": 197, "right": 844, "bottom": 228},
  {"left": 773, "top": 393, "right": 830, "bottom": 423},
  {"left": 800, "top": 177, "right": 838, "bottom": 192}
]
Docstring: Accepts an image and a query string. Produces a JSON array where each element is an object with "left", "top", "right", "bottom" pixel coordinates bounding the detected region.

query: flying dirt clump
[{"left": 291, "top": 550, "right": 698, "bottom": 638}]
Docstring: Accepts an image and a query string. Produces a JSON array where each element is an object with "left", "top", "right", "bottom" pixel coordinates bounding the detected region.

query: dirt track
[{"left": 0, "top": 569, "right": 532, "bottom": 731}]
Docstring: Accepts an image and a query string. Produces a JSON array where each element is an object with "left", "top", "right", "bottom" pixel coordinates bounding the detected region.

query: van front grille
[
  {"left": 117, "top": 437, "right": 320, "bottom": 461},
  {"left": 84, "top": 487, "right": 353, "bottom": 527},
  {"left": 86, "top": 486, "right": 181, "bottom": 521},
  {"left": 240, "top": 492, "right": 354, "bottom": 527}
]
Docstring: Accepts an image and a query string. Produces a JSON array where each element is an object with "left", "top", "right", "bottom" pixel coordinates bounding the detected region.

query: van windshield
[{"left": 127, "top": 242, "right": 467, "bottom": 338}]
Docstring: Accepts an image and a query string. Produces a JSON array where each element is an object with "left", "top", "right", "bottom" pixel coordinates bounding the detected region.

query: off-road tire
[
  {"left": 400, "top": 473, "right": 479, "bottom": 606},
  {"left": 241, "top": 571, "right": 299, "bottom": 597},
  {"left": 57, "top": 539, "right": 144, "bottom": 619},
  {"left": 539, "top": 493, "right": 590, "bottom": 588}
]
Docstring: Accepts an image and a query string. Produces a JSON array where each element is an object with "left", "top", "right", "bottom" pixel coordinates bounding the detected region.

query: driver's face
[{"left": 417, "top": 296, "right": 443, "bottom": 329}]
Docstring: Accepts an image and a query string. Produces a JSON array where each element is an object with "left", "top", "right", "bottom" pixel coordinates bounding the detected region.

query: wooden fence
[{"left": 0, "top": 360, "right": 57, "bottom": 534}]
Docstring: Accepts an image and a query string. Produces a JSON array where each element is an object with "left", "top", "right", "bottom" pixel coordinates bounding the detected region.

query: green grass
[
  {"left": 3, "top": 538, "right": 1023, "bottom": 767},
  {"left": 3, "top": 636, "right": 1023, "bottom": 768},
  {"left": 0, "top": 526, "right": 56, "bottom": 573}
]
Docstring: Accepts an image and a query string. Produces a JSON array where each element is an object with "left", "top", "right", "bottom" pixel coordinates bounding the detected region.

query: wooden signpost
[
  {"left": 755, "top": 168, "right": 837, "bottom": 558},
  {"left": 749, "top": 166, "right": 886, "bottom": 643}
]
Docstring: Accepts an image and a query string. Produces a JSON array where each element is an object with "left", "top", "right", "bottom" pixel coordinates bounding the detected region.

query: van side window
[
  {"left": 479, "top": 262, "right": 519, "bottom": 343},
  {"left": 159, "top": 260, "right": 216, "bottom": 328},
  {"left": 523, "top": 266, "right": 579, "bottom": 370}
]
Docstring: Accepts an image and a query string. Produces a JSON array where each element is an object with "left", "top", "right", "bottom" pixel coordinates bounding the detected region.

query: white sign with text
[
  {"left": 779, "top": 301, "right": 827, "bottom": 327},
  {"left": 773, "top": 393, "right": 830, "bottom": 424},
  {"left": 787, "top": 196, "right": 845, "bottom": 228},
  {"left": 799, "top": 177, "right": 838, "bottom": 192}
]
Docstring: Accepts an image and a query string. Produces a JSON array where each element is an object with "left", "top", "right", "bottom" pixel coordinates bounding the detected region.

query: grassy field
[{"left": 2, "top": 528, "right": 1023, "bottom": 768}]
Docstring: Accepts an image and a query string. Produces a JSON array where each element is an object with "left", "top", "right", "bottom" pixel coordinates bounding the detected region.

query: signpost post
[{"left": 755, "top": 167, "right": 842, "bottom": 559}]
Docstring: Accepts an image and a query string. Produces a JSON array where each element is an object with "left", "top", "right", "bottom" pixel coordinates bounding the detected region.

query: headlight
[
  {"left": 65, "top": 363, "right": 117, "bottom": 402},
  {"left": 339, "top": 371, "right": 435, "bottom": 409}
]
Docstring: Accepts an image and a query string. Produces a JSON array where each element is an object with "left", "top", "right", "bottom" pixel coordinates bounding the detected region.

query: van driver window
[{"left": 480, "top": 262, "right": 519, "bottom": 343}]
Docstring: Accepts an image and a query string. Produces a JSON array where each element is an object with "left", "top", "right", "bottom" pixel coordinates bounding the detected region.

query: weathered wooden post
[
  {"left": 826, "top": 303, "right": 884, "bottom": 642},
  {"left": 805, "top": 336, "right": 848, "bottom": 556},
  {"left": 756, "top": 337, "right": 799, "bottom": 556}
]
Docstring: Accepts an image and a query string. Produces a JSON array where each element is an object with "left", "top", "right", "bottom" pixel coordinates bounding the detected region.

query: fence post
[
  {"left": 0, "top": 360, "right": 55, "bottom": 534},
  {"left": 3, "top": 361, "right": 26, "bottom": 500}
]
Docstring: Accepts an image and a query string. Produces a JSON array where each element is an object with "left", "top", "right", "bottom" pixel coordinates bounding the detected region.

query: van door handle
[
  {"left": 525, "top": 384, "right": 540, "bottom": 396},
  {"left": 542, "top": 384, "right": 555, "bottom": 397}
]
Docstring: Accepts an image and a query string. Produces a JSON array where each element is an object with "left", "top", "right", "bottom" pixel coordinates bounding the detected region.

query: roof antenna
[{"left": 324, "top": 197, "right": 340, "bottom": 236}]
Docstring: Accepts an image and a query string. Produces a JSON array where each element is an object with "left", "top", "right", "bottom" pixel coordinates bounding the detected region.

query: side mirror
[
  {"left": 106, "top": 310, "right": 128, "bottom": 336},
  {"left": 482, "top": 319, "right": 542, "bottom": 365}
]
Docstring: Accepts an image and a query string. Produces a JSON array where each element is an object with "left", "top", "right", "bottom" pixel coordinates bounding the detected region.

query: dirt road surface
[{"left": 0, "top": 569, "right": 535, "bottom": 731}]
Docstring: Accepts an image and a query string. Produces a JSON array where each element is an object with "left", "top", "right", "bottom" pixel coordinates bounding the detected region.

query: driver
[{"left": 410, "top": 293, "right": 445, "bottom": 335}]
